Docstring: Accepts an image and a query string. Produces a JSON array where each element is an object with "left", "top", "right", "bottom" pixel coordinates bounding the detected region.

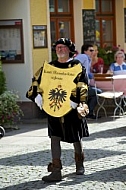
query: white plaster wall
[
  {"left": 73, "top": 0, "right": 83, "bottom": 53},
  {"left": 0, "top": 0, "right": 33, "bottom": 101}
]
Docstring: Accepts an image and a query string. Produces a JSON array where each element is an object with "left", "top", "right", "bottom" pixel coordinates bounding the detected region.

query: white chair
[
  {"left": 94, "top": 73, "right": 124, "bottom": 119},
  {"left": 122, "top": 95, "right": 126, "bottom": 113}
]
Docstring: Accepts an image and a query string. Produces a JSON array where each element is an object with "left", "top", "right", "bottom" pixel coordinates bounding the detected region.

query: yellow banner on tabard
[{"left": 39, "top": 61, "right": 82, "bottom": 117}]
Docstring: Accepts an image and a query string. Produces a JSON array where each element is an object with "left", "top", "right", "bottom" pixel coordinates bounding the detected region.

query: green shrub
[
  {"left": 0, "top": 91, "right": 23, "bottom": 125},
  {"left": 0, "top": 56, "right": 23, "bottom": 126},
  {"left": 0, "top": 58, "right": 6, "bottom": 95}
]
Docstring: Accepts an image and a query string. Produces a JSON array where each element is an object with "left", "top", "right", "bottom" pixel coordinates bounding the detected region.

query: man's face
[
  {"left": 56, "top": 44, "right": 70, "bottom": 58},
  {"left": 84, "top": 47, "right": 94, "bottom": 57}
]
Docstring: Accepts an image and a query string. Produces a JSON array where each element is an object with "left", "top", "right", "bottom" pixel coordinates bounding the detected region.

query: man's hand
[
  {"left": 77, "top": 103, "right": 89, "bottom": 117},
  {"left": 35, "top": 94, "right": 43, "bottom": 110},
  {"left": 70, "top": 100, "right": 78, "bottom": 109}
]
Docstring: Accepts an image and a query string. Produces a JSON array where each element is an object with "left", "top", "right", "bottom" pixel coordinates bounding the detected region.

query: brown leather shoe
[
  {"left": 42, "top": 169, "right": 62, "bottom": 182},
  {"left": 76, "top": 162, "right": 85, "bottom": 175},
  {"left": 75, "top": 152, "right": 85, "bottom": 175}
]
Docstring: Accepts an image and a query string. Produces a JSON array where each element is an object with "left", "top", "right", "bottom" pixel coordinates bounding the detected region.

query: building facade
[{"left": 0, "top": 0, "right": 126, "bottom": 119}]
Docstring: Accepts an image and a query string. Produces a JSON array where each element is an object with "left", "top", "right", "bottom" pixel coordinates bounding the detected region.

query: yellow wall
[
  {"left": 30, "top": 0, "right": 49, "bottom": 73},
  {"left": 82, "top": 0, "right": 95, "bottom": 9},
  {"left": 124, "top": 0, "right": 126, "bottom": 7}
]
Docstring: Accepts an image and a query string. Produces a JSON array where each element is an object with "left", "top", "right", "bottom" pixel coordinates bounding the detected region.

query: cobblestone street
[{"left": 0, "top": 116, "right": 126, "bottom": 190}]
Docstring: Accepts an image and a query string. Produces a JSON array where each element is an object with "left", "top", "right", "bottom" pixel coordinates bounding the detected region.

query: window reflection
[
  {"left": 59, "top": 21, "right": 70, "bottom": 38},
  {"left": 59, "top": 22, "right": 65, "bottom": 37},
  {"left": 96, "top": 0, "right": 99, "bottom": 12},
  {"left": 101, "top": 0, "right": 112, "bottom": 12},
  {"left": 102, "top": 20, "right": 113, "bottom": 41},
  {"left": 96, "top": 20, "right": 100, "bottom": 44},
  {"left": 50, "top": 21, "right": 56, "bottom": 43},
  {"left": 49, "top": 0, "right": 55, "bottom": 12},
  {"left": 58, "top": 0, "right": 69, "bottom": 12}
]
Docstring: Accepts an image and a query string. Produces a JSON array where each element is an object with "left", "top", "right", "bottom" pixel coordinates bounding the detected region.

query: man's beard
[{"left": 57, "top": 53, "right": 66, "bottom": 58}]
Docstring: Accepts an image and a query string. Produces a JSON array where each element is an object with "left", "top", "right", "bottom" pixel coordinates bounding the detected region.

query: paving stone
[{"left": 0, "top": 117, "right": 126, "bottom": 189}]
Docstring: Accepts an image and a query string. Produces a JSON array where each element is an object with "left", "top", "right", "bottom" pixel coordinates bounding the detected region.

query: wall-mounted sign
[
  {"left": 0, "top": 19, "right": 24, "bottom": 63},
  {"left": 33, "top": 25, "right": 47, "bottom": 48},
  {"left": 82, "top": 9, "right": 96, "bottom": 44}
]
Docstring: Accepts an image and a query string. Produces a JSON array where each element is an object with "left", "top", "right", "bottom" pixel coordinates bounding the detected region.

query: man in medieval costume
[{"left": 26, "top": 38, "right": 89, "bottom": 182}]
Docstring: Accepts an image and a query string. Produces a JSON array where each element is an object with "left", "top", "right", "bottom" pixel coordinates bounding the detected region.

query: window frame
[
  {"left": 50, "top": 0, "right": 73, "bottom": 15},
  {"left": 95, "top": 0, "right": 116, "bottom": 47},
  {"left": 50, "top": 0, "right": 74, "bottom": 43}
]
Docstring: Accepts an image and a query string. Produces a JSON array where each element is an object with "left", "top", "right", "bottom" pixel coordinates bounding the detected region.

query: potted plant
[{"left": 98, "top": 45, "right": 124, "bottom": 72}]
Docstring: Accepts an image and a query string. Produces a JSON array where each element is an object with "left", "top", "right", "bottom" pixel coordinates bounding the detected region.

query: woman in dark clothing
[
  {"left": 26, "top": 38, "right": 89, "bottom": 182},
  {"left": 91, "top": 44, "right": 104, "bottom": 73}
]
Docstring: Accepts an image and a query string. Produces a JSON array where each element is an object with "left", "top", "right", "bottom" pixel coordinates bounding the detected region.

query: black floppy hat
[{"left": 53, "top": 38, "right": 76, "bottom": 52}]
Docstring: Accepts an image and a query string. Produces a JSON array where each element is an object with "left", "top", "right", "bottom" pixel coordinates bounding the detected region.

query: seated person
[
  {"left": 74, "top": 44, "right": 102, "bottom": 119},
  {"left": 91, "top": 44, "right": 104, "bottom": 73},
  {"left": 107, "top": 50, "right": 126, "bottom": 75},
  {"left": 87, "top": 73, "right": 102, "bottom": 119}
]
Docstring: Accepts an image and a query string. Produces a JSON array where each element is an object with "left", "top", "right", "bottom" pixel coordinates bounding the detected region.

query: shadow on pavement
[
  {"left": 84, "top": 126, "right": 126, "bottom": 142},
  {"left": 0, "top": 148, "right": 125, "bottom": 167},
  {"left": 3, "top": 118, "right": 48, "bottom": 137},
  {"left": 1, "top": 165, "right": 126, "bottom": 190}
]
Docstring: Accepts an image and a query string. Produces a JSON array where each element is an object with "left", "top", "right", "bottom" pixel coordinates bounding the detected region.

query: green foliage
[
  {"left": 0, "top": 57, "right": 23, "bottom": 126},
  {"left": 98, "top": 47, "right": 109, "bottom": 65},
  {"left": 0, "top": 59, "right": 6, "bottom": 95},
  {"left": 0, "top": 91, "right": 23, "bottom": 125},
  {"left": 52, "top": 50, "right": 57, "bottom": 61},
  {"left": 98, "top": 45, "right": 123, "bottom": 65},
  {"left": 0, "top": 71, "right": 6, "bottom": 95}
]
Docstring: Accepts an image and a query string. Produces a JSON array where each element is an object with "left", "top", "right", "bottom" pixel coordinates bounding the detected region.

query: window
[
  {"left": 50, "top": 0, "right": 70, "bottom": 13},
  {"left": 95, "top": 0, "right": 116, "bottom": 47},
  {"left": 49, "top": 0, "right": 74, "bottom": 45}
]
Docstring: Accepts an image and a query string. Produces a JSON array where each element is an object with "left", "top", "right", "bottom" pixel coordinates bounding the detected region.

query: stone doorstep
[
  {"left": 17, "top": 101, "right": 47, "bottom": 120},
  {"left": 17, "top": 101, "right": 125, "bottom": 120}
]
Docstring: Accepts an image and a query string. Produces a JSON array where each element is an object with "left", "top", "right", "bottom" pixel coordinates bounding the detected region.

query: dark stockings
[
  {"left": 51, "top": 136, "right": 61, "bottom": 159},
  {"left": 51, "top": 136, "right": 83, "bottom": 159},
  {"left": 73, "top": 141, "right": 83, "bottom": 155}
]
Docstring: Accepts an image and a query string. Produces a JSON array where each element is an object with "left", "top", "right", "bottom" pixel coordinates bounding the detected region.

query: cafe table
[
  {"left": 93, "top": 74, "right": 126, "bottom": 112},
  {"left": 93, "top": 74, "right": 126, "bottom": 96}
]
